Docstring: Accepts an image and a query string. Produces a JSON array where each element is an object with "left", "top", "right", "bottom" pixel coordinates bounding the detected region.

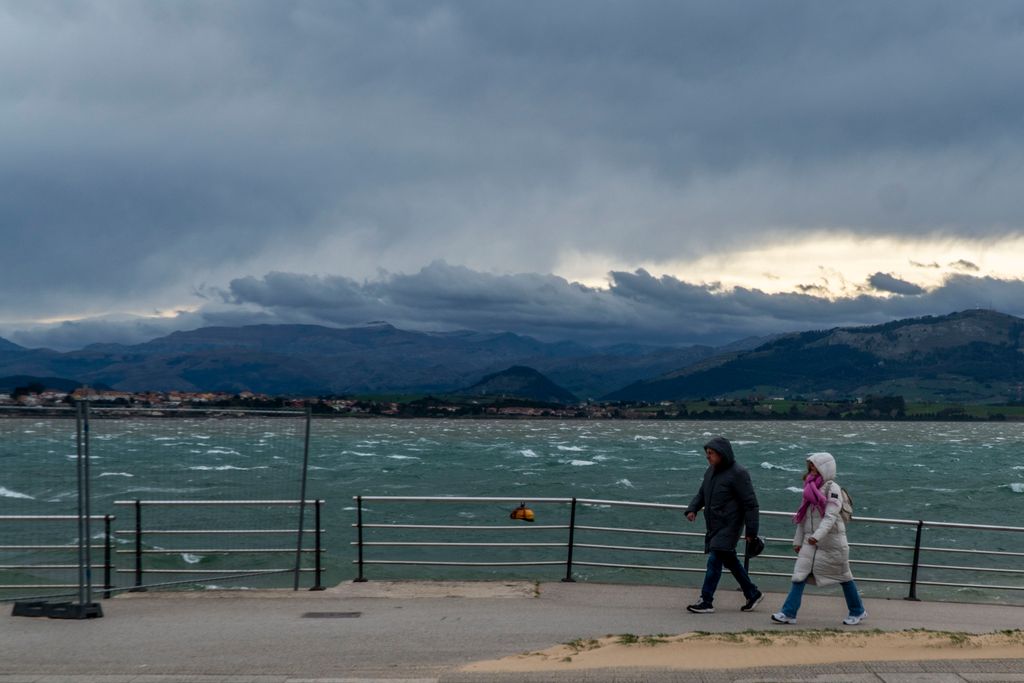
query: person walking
[
  {"left": 771, "top": 452, "right": 867, "bottom": 626},
  {"left": 684, "top": 436, "right": 763, "bottom": 613}
]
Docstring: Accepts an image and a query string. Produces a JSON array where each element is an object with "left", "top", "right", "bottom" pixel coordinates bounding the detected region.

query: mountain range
[
  {"left": 606, "top": 309, "right": 1024, "bottom": 403},
  {"left": 2, "top": 309, "right": 1022, "bottom": 403},
  {"left": 0, "top": 322, "right": 734, "bottom": 398}
]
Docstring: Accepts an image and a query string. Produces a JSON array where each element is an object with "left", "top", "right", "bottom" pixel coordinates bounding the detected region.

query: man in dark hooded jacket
[{"left": 684, "top": 436, "right": 763, "bottom": 613}]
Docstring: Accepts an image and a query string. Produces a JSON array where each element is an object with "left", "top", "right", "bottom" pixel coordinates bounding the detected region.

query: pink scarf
[{"left": 793, "top": 473, "right": 827, "bottom": 523}]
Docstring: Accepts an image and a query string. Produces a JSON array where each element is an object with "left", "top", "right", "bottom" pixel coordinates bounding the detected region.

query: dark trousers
[{"left": 700, "top": 549, "right": 759, "bottom": 604}]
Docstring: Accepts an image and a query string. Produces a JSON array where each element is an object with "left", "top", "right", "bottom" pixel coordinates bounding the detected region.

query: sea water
[{"left": 2, "top": 418, "right": 1022, "bottom": 602}]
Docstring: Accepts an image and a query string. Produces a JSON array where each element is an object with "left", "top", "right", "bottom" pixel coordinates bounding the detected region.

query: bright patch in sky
[{"left": 558, "top": 235, "right": 1024, "bottom": 298}]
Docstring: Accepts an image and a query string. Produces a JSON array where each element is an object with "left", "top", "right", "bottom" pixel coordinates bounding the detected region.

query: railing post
[
  {"left": 293, "top": 405, "right": 313, "bottom": 591},
  {"left": 130, "top": 499, "right": 147, "bottom": 591},
  {"left": 82, "top": 400, "right": 94, "bottom": 606},
  {"left": 562, "top": 497, "right": 577, "bottom": 582},
  {"left": 103, "top": 514, "right": 113, "bottom": 599},
  {"left": 309, "top": 499, "right": 325, "bottom": 591},
  {"left": 906, "top": 520, "right": 923, "bottom": 601},
  {"left": 75, "top": 401, "right": 86, "bottom": 606},
  {"left": 354, "top": 495, "right": 367, "bottom": 582}
]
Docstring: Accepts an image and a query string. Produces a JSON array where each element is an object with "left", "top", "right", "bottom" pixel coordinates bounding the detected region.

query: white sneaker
[
  {"left": 843, "top": 612, "right": 867, "bottom": 625},
  {"left": 770, "top": 612, "right": 797, "bottom": 624}
]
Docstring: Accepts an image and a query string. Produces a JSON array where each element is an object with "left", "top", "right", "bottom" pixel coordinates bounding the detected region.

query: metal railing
[
  {"left": 0, "top": 514, "right": 116, "bottom": 599},
  {"left": 113, "top": 499, "right": 326, "bottom": 591},
  {"left": 352, "top": 496, "right": 1024, "bottom": 601}
]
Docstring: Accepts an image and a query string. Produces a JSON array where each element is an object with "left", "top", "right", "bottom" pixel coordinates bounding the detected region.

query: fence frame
[{"left": 113, "top": 499, "right": 326, "bottom": 591}]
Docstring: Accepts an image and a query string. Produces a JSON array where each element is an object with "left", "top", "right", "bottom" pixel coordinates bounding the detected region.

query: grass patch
[
  {"left": 563, "top": 638, "right": 600, "bottom": 653},
  {"left": 641, "top": 635, "right": 670, "bottom": 646}
]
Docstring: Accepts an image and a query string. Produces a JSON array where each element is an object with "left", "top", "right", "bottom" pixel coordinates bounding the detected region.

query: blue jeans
[
  {"left": 700, "top": 549, "right": 759, "bottom": 604},
  {"left": 780, "top": 579, "right": 865, "bottom": 618}
]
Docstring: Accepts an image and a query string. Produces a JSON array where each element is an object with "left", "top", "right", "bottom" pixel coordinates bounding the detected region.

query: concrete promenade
[{"left": 2, "top": 582, "right": 1022, "bottom": 683}]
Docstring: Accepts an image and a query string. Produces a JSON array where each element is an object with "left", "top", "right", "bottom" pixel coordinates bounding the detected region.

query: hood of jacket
[
  {"left": 704, "top": 436, "right": 735, "bottom": 470},
  {"left": 806, "top": 452, "right": 836, "bottom": 482}
]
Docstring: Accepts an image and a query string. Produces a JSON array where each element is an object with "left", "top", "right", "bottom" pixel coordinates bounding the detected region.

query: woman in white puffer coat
[{"left": 771, "top": 452, "right": 867, "bottom": 626}]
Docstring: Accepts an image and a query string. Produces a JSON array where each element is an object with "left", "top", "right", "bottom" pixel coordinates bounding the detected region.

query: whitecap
[
  {"left": 1007, "top": 483, "right": 1024, "bottom": 494},
  {"left": 760, "top": 462, "right": 801, "bottom": 472},
  {"left": 633, "top": 435, "right": 659, "bottom": 441},
  {"left": 181, "top": 553, "right": 203, "bottom": 564},
  {"left": 733, "top": 440, "right": 758, "bottom": 445},
  {"left": 557, "top": 445, "right": 585, "bottom": 452},
  {"left": 569, "top": 459, "right": 596, "bottom": 466},
  {"left": 99, "top": 472, "right": 134, "bottom": 477},
  {"left": 386, "top": 455, "right": 420, "bottom": 460},
  {"left": 786, "top": 486, "right": 803, "bottom": 493},
  {"left": 518, "top": 449, "right": 539, "bottom": 458},
  {"left": 615, "top": 478, "right": 634, "bottom": 488},
  {"left": 206, "top": 448, "right": 240, "bottom": 455},
  {"left": 0, "top": 486, "right": 34, "bottom": 500},
  {"left": 189, "top": 465, "right": 249, "bottom": 471}
]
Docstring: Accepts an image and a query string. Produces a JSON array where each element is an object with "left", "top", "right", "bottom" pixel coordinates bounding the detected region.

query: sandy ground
[{"left": 461, "top": 629, "right": 1024, "bottom": 672}]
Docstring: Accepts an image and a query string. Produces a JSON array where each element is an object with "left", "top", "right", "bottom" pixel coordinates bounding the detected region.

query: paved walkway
[{"left": 2, "top": 582, "right": 1022, "bottom": 682}]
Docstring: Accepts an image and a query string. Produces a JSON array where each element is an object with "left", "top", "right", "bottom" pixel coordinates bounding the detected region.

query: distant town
[{"left": 3, "top": 383, "right": 1024, "bottom": 421}]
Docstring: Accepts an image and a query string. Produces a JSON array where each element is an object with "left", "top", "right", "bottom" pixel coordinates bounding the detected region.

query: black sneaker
[
  {"left": 740, "top": 591, "right": 764, "bottom": 612},
  {"left": 686, "top": 600, "right": 715, "bottom": 614}
]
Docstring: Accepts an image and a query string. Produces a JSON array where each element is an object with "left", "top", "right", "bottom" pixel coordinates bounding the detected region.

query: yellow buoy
[{"left": 509, "top": 502, "right": 535, "bottom": 522}]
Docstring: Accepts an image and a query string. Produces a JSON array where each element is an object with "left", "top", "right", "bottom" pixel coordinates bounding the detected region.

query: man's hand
[
  {"left": 686, "top": 512, "right": 696, "bottom": 522},
  {"left": 744, "top": 535, "right": 754, "bottom": 542}
]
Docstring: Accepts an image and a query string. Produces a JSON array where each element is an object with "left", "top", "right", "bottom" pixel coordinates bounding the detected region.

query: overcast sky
[{"left": 3, "top": 1, "right": 1024, "bottom": 350}]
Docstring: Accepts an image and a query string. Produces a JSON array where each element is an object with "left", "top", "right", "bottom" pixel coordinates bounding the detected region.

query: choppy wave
[
  {"left": 785, "top": 486, "right": 803, "bottom": 493},
  {"left": 206, "top": 448, "right": 240, "bottom": 455},
  {"left": 615, "top": 478, "right": 634, "bottom": 488},
  {"left": 0, "top": 486, "right": 34, "bottom": 499},
  {"left": 760, "top": 461, "right": 802, "bottom": 472},
  {"left": 386, "top": 455, "right": 420, "bottom": 460},
  {"left": 569, "top": 459, "right": 596, "bottom": 466},
  {"left": 99, "top": 472, "right": 134, "bottom": 477},
  {"left": 1006, "top": 483, "right": 1024, "bottom": 494},
  {"left": 182, "top": 553, "right": 203, "bottom": 564},
  {"left": 518, "top": 449, "right": 539, "bottom": 458},
  {"left": 557, "top": 445, "right": 585, "bottom": 452}
]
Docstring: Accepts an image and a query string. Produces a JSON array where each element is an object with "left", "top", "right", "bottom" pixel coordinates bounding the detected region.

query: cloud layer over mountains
[{"left": 9, "top": 262, "right": 1024, "bottom": 351}]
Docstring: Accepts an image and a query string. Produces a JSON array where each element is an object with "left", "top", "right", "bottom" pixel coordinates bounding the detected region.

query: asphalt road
[{"left": 2, "top": 582, "right": 1022, "bottom": 681}]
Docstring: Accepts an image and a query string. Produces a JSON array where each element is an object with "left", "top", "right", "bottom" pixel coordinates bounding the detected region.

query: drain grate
[{"left": 301, "top": 611, "right": 362, "bottom": 618}]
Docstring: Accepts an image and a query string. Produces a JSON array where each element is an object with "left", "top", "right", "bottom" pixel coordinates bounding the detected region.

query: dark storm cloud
[
  {"left": 4, "top": 1, "right": 1024, "bottom": 326},
  {"left": 867, "top": 272, "right": 925, "bottom": 296},
  {"left": 213, "top": 265, "right": 1024, "bottom": 345}
]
